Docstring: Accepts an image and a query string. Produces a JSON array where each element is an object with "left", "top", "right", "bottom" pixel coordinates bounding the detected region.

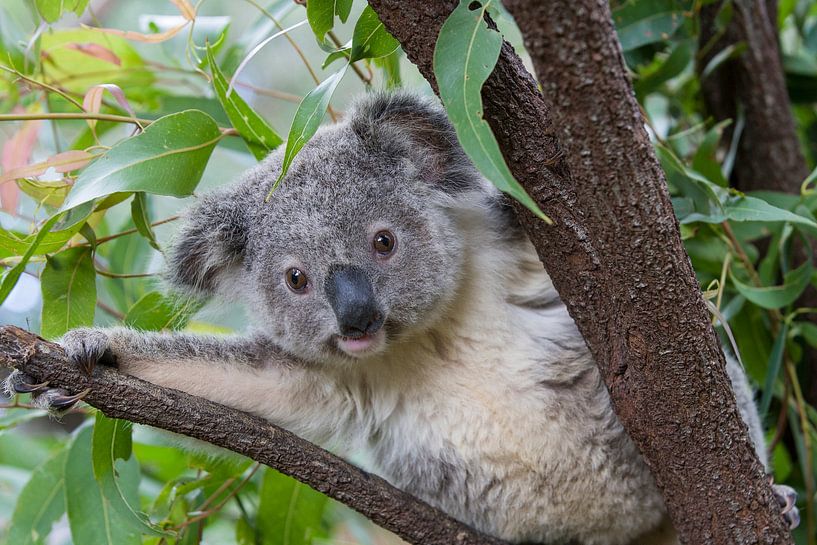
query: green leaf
[
  {"left": 349, "top": 5, "right": 399, "bottom": 62},
  {"left": 613, "top": 0, "right": 688, "bottom": 51},
  {"left": 0, "top": 408, "right": 46, "bottom": 431},
  {"left": 91, "top": 414, "right": 166, "bottom": 536},
  {"left": 0, "top": 220, "right": 84, "bottom": 258},
  {"left": 691, "top": 120, "right": 731, "bottom": 187},
  {"left": 65, "top": 426, "right": 142, "bottom": 545},
  {"left": 0, "top": 213, "right": 63, "bottom": 306},
  {"left": 124, "top": 292, "right": 202, "bottom": 331},
  {"left": 759, "top": 322, "right": 789, "bottom": 420},
  {"left": 433, "top": 0, "right": 548, "bottom": 221},
  {"left": 6, "top": 448, "right": 67, "bottom": 545},
  {"left": 634, "top": 39, "right": 693, "bottom": 98},
  {"left": 62, "top": 110, "right": 221, "bottom": 210},
  {"left": 306, "top": 0, "right": 353, "bottom": 41},
  {"left": 40, "top": 246, "right": 96, "bottom": 340},
  {"left": 272, "top": 66, "right": 347, "bottom": 193},
  {"left": 34, "top": 0, "right": 63, "bottom": 23},
  {"left": 130, "top": 193, "right": 161, "bottom": 251},
  {"left": 206, "top": 43, "right": 282, "bottom": 160},
  {"left": 730, "top": 261, "right": 813, "bottom": 310},
  {"left": 257, "top": 469, "right": 328, "bottom": 545},
  {"left": 700, "top": 42, "right": 748, "bottom": 80}
]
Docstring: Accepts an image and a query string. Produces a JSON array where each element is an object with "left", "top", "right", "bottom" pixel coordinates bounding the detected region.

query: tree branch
[
  {"left": 368, "top": 0, "right": 791, "bottom": 543},
  {"left": 0, "top": 325, "right": 505, "bottom": 545}
]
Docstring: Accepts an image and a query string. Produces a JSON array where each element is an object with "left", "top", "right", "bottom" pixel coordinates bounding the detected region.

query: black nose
[{"left": 325, "top": 266, "right": 384, "bottom": 338}]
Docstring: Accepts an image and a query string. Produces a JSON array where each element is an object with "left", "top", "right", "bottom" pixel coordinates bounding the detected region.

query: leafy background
[{"left": 0, "top": 0, "right": 816, "bottom": 544}]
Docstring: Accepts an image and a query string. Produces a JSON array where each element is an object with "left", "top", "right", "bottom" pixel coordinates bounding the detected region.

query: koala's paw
[
  {"left": 60, "top": 328, "right": 118, "bottom": 374},
  {"left": 773, "top": 483, "right": 800, "bottom": 530},
  {"left": 3, "top": 370, "right": 89, "bottom": 413}
]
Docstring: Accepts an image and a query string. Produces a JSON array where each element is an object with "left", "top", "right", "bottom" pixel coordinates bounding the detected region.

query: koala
[{"left": 7, "top": 93, "right": 798, "bottom": 544}]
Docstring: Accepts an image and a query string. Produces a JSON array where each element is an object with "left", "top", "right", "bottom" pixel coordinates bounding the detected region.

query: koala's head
[{"left": 165, "top": 92, "right": 491, "bottom": 364}]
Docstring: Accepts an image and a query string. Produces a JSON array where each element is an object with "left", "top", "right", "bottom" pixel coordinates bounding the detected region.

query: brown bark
[
  {"left": 368, "top": 0, "right": 791, "bottom": 543},
  {"left": 0, "top": 326, "right": 504, "bottom": 545},
  {"left": 699, "top": 0, "right": 808, "bottom": 191}
]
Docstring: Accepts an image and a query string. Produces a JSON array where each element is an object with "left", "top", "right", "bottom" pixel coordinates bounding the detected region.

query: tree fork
[
  {"left": 367, "top": 0, "right": 792, "bottom": 542},
  {"left": 0, "top": 325, "right": 505, "bottom": 545}
]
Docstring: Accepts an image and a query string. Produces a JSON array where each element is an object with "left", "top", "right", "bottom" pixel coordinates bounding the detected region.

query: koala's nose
[{"left": 325, "top": 266, "right": 384, "bottom": 338}]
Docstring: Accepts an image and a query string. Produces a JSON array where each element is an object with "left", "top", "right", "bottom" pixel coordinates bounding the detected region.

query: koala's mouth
[{"left": 335, "top": 328, "right": 387, "bottom": 357}]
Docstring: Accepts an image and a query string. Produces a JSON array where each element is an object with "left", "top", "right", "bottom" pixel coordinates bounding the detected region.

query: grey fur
[{"left": 23, "top": 92, "right": 795, "bottom": 543}]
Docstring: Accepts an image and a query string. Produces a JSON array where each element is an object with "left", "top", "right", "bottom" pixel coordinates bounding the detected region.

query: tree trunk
[
  {"left": 368, "top": 1, "right": 791, "bottom": 543},
  {"left": 699, "top": 0, "right": 808, "bottom": 192}
]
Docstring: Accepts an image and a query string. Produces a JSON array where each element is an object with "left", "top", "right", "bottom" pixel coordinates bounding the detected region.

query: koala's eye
[
  {"left": 285, "top": 268, "right": 308, "bottom": 292},
  {"left": 373, "top": 230, "right": 396, "bottom": 256}
]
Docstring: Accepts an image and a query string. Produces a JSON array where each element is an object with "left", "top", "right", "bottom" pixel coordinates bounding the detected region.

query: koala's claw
[
  {"left": 4, "top": 371, "right": 48, "bottom": 394},
  {"left": 61, "top": 328, "right": 116, "bottom": 373},
  {"left": 773, "top": 483, "right": 800, "bottom": 530},
  {"left": 45, "top": 388, "right": 91, "bottom": 410}
]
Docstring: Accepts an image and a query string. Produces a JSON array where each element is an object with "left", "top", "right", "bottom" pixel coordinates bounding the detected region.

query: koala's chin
[{"left": 334, "top": 327, "right": 388, "bottom": 359}]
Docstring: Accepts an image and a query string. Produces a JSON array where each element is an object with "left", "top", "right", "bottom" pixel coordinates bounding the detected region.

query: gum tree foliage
[{"left": 0, "top": 0, "right": 815, "bottom": 544}]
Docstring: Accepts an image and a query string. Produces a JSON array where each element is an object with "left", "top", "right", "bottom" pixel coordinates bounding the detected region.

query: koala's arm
[{"left": 54, "top": 327, "right": 344, "bottom": 442}]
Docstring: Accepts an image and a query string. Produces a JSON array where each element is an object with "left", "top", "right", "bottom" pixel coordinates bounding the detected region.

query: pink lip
[{"left": 336, "top": 328, "right": 386, "bottom": 356}]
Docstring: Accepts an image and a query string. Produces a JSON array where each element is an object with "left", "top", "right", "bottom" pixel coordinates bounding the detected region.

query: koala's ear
[
  {"left": 349, "top": 92, "right": 476, "bottom": 192},
  {"left": 164, "top": 189, "right": 248, "bottom": 297}
]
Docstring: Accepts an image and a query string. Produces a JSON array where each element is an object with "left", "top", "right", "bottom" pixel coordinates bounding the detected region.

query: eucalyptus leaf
[
  {"left": 257, "top": 469, "right": 328, "bottom": 545},
  {"left": 206, "top": 43, "right": 282, "bottom": 160},
  {"left": 612, "top": 0, "right": 687, "bottom": 51},
  {"left": 62, "top": 110, "right": 221, "bottom": 210},
  {"left": 91, "top": 413, "right": 167, "bottom": 536},
  {"left": 272, "top": 66, "right": 347, "bottom": 192},
  {"left": 0, "top": 213, "right": 63, "bottom": 306},
  {"left": 131, "top": 193, "right": 161, "bottom": 251},
  {"left": 6, "top": 449, "right": 67, "bottom": 545},
  {"left": 40, "top": 246, "right": 96, "bottom": 340},
  {"left": 730, "top": 261, "right": 813, "bottom": 310},
  {"left": 759, "top": 322, "right": 788, "bottom": 419},
  {"left": 124, "top": 292, "right": 202, "bottom": 331},
  {"left": 306, "top": 0, "right": 353, "bottom": 41},
  {"left": 65, "top": 426, "right": 142, "bottom": 545},
  {"left": 349, "top": 5, "right": 399, "bottom": 62},
  {"left": 433, "top": 0, "right": 548, "bottom": 221}
]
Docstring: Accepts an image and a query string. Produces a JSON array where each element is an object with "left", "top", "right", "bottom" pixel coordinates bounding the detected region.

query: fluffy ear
[
  {"left": 164, "top": 189, "right": 248, "bottom": 297},
  {"left": 349, "top": 92, "right": 477, "bottom": 192}
]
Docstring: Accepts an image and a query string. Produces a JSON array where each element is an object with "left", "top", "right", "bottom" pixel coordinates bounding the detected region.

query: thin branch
[
  {"left": 0, "top": 113, "right": 239, "bottom": 136},
  {"left": 0, "top": 326, "right": 504, "bottom": 545}
]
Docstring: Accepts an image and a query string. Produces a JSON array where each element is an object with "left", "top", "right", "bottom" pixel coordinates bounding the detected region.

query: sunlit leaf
[
  {"left": 306, "top": 0, "right": 353, "bottom": 41},
  {"left": 40, "top": 246, "right": 96, "bottom": 340},
  {"left": 6, "top": 448, "right": 67, "bottom": 545},
  {"left": 206, "top": 43, "right": 282, "bottom": 160},
  {"left": 349, "top": 5, "right": 399, "bottom": 62},
  {"left": 124, "top": 292, "right": 202, "bottom": 331},
  {"left": 433, "top": 0, "right": 548, "bottom": 221},
  {"left": 272, "top": 66, "right": 347, "bottom": 192},
  {"left": 62, "top": 110, "right": 221, "bottom": 210},
  {"left": 0, "top": 213, "right": 63, "bottom": 305},
  {"left": 0, "top": 150, "right": 96, "bottom": 185},
  {"left": 66, "top": 42, "right": 122, "bottom": 65}
]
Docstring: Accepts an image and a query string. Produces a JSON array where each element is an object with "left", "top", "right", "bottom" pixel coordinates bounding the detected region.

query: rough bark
[
  {"left": 699, "top": 0, "right": 808, "bottom": 191},
  {"left": 0, "top": 326, "right": 505, "bottom": 545},
  {"left": 368, "top": 0, "right": 791, "bottom": 543}
]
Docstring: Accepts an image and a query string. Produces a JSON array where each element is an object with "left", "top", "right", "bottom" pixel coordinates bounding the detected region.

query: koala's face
[
  {"left": 244, "top": 126, "right": 465, "bottom": 363},
  {"left": 167, "top": 93, "right": 480, "bottom": 365}
]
